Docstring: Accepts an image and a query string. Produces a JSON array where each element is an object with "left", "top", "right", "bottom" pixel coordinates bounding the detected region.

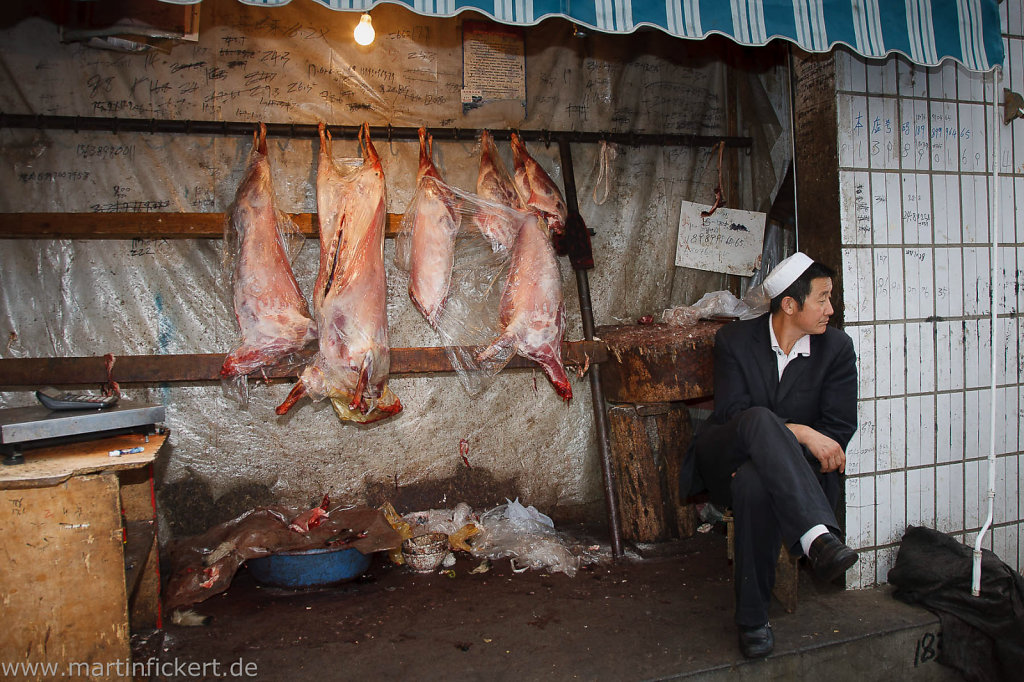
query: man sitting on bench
[{"left": 679, "top": 252, "right": 859, "bottom": 658}]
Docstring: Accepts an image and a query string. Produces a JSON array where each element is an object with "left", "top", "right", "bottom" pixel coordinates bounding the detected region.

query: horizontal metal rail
[
  {"left": 0, "top": 112, "right": 752, "bottom": 149},
  {"left": 0, "top": 342, "right": 607, "bottom": 387}
]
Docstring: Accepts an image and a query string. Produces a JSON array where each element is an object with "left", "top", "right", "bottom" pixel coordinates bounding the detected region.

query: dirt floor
[{"left": 137, "top": 529, "right": 951, "bottom": 681}]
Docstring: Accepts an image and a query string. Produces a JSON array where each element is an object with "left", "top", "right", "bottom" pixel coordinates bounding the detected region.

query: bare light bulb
[{"left": 354, "top": 13, "right": 375, "bottom": 46}]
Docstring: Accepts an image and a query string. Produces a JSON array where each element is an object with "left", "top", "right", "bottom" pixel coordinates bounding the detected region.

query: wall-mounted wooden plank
[
  {"left": 0, "top": 212, "right": 404, "bottom": 240},
  {"left": 0, "top": 341, "right": 607, "bottom": 387}
]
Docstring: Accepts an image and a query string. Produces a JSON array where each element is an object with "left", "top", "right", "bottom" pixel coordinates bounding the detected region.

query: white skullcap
[{"left": 762, "top": 252, "right": 814, "bottom": 298}]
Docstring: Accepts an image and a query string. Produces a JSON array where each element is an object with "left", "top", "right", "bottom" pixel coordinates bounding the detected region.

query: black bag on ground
[{"left": 887, "top": 525, "right": 1024, "bottom": 682}]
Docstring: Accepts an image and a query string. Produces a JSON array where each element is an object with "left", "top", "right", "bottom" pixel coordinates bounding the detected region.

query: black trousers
[{"left": 693, "top": 407, "right": 840, "bottom": 627}]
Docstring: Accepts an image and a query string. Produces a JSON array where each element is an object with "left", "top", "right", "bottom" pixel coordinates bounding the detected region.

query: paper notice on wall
[
  {"left": 461, "top": 21, "right": 525, "bottom": 111},
  {"left": 674, "top": 201, "right": 766, "bottom": 276}
]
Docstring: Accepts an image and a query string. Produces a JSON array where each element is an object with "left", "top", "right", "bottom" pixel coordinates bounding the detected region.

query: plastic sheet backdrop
[{"left": 0, "top": 0, "right": 787, "bottom": 537}]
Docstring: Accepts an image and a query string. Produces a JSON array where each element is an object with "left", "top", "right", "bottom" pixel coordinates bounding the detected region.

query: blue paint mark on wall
[
  {"left": 154, "top": 293, "right": 175, "bottom": 353},
  {"left": 154, "top": 293, "right": 175, "bottom": 405}
]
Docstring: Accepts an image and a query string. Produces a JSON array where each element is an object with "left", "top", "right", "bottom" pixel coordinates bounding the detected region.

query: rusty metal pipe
[
  {"left": 557, "top": 135, "right": 624, "bottom": 560},
  {"left": 0, "top": 112, "right": 751, "bottom": 150}
]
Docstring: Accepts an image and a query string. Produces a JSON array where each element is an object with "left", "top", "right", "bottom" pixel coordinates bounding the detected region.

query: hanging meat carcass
[
  {"left": 276, "top": 123, "right": 401, "bottom": 423},
  {"left": 403, "top": 127, "right": 462, "bottom": 328},
  {"left": 474, "top": 130, "right": 524, "bottom": 251},
  {"left": 474, "top": 131, "right": 572, "bottom": 401},
  {"left": 477, "top": 213, "right": 573, "bottom": 401},
  {"left": 221, "top": 123, "right": 317, "bottom": 379},
  {"left": 510, "top": 133, "right": 567, "bottom": 237}
]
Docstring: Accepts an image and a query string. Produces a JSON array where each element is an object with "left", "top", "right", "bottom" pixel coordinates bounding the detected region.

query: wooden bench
[{"left": 722, "top": 509, "right": 800, "bottom": 613}]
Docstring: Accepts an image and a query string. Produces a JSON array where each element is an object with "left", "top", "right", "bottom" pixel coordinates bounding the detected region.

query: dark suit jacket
[{"left": 680, "top": 313, "right": 858, "bottom": 497}]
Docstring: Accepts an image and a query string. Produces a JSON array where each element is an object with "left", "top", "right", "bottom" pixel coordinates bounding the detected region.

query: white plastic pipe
[{"left": 972, "top": 66, "right": 1001, "bottom": 597}]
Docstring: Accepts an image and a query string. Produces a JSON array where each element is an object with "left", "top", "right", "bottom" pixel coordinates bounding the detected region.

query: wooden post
[
  {"left": 606, "top": 403, "right": 695, "bottom": 543},
  {"left": 653, "top": 406, "right": 698, "bottom": 538}
]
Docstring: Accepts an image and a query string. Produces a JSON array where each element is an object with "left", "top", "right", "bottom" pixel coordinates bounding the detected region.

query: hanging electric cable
[{"left": 972, "top": 65, "right": 1001, "bottom": 597}]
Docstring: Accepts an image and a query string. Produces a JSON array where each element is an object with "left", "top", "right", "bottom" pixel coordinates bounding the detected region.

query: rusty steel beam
[
  {"left": 557, "top": 134, "right": 624, "bottom": 561},
  {"left": 0, "top": 341, "right": 607, "bottom": 388},
  {"left": 0, "top": 212, "right": 403, "bottom": 240}
]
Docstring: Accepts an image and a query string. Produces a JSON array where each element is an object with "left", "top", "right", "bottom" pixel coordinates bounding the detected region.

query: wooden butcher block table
[
  {"left": 598, "top": 321, "right": 724, "bottom": 544},
  {"left": 0, "top": 431, "right": 167, "bottom": 680}
]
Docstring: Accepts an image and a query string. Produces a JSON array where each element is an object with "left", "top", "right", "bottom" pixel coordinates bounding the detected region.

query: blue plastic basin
[{"left": 247, "top": 546, "right": 371, "bottom": 588}]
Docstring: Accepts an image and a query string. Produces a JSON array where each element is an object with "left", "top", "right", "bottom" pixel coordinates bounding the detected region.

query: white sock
[{"left": 800, "top": 524, "right": 830, "bottom": 556}]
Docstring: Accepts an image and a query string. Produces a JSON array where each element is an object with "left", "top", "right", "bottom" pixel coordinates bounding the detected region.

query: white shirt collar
[{"left": 768, "top": 315, "right": 811, "bottom": 379}]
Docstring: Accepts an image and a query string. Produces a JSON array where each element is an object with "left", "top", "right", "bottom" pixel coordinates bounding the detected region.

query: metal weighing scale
[{"left": 0, "top": 402, "right": 166, "bottom": 465}]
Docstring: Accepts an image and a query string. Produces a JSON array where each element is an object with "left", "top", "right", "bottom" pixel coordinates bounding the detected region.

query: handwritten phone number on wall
[
  {"left": 18, "top": 171, "right": 91, "bottom": 183},
  {"left": 76, "top": 144, "right": 136, "bottom": 162}
]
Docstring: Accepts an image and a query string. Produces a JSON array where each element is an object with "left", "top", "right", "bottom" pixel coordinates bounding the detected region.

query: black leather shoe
[
  {"left": 738, "top": 623, "right": 774, "bottom": 658},
  {"left": 808, "top": 533, "right": 858, "bottom": 582}
]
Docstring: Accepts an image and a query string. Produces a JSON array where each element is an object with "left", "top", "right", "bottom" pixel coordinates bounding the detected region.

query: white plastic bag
[
  {"left": 662, "top": 290, "right": 755, "bottom": 327},
  {"left": 472, "top": 499, "right": 581, "bottom": 576},
  {"left": 503, "top": 497, "right": 554, "bottom": 528}
]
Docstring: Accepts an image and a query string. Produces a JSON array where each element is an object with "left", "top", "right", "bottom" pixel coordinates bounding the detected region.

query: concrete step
[{"left": 663, "top": 581, "right": 963, "bottom": 681}]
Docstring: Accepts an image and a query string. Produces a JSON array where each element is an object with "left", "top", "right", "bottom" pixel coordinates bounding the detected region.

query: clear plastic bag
[
  {"left": 470, "top": 499, "right": 586, "bottom": 577},
  {"left": 401, "top": 502, "right": 480, "bottom": 553},
  {"left": 402, "top": 502, "right": 479, "bottom": 536},
  {"left": 661, "top": 305, "right": 700, "bottom": 327},
  {"left": 391, "top": 500, "right": 598, "bottom": 576},
  {"left": 502, "top": 497, "right": 554, "bottom": 527},
  {"left": 662, "top": 290, "right": 755, "bottom": 327},
  {"left": 396, "top": 177, "right": 534, "bottom": 395}
]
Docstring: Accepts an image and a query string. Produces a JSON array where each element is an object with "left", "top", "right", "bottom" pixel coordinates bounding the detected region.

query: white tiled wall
[{"left": 836, "top": 3, "right": 1024, "bottom": 588}]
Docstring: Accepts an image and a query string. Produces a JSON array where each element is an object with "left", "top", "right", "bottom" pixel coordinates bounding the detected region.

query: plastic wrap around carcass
[
  {"left": 220, "top": 125, "right": 317, "bottom": 406},
  {"left": 396, "top": 178, "right": 537, "bottom": 395},
  {"left": 277, "top": 124, "right": 402, "bottom": 424},
  {"left": 510, "top": 132, "right": 568, "bottom": 238}
]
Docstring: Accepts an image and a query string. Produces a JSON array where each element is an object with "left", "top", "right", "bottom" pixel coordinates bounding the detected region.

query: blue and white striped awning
[{"left": 159, "top": 0, "right": 1004, "bottom": 71}]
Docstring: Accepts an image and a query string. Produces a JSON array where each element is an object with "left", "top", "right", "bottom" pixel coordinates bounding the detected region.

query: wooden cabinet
[{"left": 0, "top": 433, "right": 166, "bottom": 680}]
